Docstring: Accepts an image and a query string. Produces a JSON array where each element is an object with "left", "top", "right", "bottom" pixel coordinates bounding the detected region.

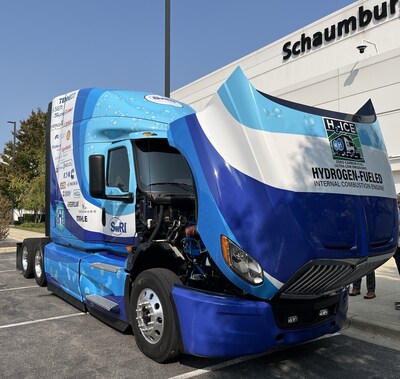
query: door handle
[{"left": 102, "top": 208, "right": 106, "bottom": 227}]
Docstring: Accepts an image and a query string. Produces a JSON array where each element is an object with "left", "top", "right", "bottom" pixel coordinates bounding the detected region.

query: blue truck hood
[{"left": 168, "top": 67, "right": 398, "bottom": 299}]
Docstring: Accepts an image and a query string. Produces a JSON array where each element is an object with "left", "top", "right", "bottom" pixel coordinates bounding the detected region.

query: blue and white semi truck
[{"left": 17, "top": 68, "right": 398, "bottom": 362}]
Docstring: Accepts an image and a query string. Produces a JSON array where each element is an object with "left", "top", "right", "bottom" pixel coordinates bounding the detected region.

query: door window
[{"left": 107, "top": 147, "right": 130, "bottom": 192}]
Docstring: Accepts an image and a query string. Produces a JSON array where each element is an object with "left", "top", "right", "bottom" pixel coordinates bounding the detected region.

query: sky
[{"left": 0, "top": 0, "right": 356, "bottom": 153}]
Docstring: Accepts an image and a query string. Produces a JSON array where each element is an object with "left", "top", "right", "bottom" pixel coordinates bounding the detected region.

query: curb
[
  {"left": 0, "top": 239, "right": 18, "bottom": 247},
  {"left": 0, "top": 247, "right": 16, "bottom": 253},
  {"left": 345, "top": 315, "right": 400, "bottom": 339},
  {"left": 0, "top": 239, "right": 18, "bottom": 253}
]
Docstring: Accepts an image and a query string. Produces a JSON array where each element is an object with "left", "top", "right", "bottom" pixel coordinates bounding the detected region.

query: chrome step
[
  {"left": 85, "top": 294, "right": 119, "bottom": 312},
  {"left": 90, "top": 262, "right": 123, "bottom": 273}
]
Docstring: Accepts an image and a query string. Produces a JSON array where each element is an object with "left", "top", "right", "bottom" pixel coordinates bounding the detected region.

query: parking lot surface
[
  {"left": 0, "top": 250, "right": 232, "bottom": 378},
  {"left": 3, "top": 248, "right": 400, "bottom": 379}
]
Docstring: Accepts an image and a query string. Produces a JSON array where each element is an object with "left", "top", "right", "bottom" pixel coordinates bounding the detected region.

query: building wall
[{"left": 173, "top": 0, "right": 400, "bottom": 193}]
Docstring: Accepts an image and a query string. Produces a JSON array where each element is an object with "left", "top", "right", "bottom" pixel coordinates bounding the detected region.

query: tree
[
  {"left": 0, "top": 109, "right": 47, "bottom": 222},
  {"left": 0, "top": 195, "right": 11, "bottom": 239}
]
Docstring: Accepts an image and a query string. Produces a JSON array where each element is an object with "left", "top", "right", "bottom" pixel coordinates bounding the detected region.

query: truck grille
[{"left": 279, "top": 254, "right": 392, "bottom": 299}]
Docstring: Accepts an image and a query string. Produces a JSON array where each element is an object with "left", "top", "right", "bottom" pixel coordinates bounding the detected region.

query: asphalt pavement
[{"left": 1, "top": 226, "right": 400, "bottom": 339}]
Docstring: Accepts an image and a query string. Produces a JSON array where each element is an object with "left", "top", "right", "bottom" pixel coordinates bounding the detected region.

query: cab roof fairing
[
  {"left": 74, "top": 117, "right": 170, "bottom": 146},
  {"left": 52, "top": 88, "right": 195, "bottom": 135}
]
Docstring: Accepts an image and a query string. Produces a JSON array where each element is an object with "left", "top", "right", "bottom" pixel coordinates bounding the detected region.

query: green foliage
[
  {"left": 0, "top": 109, "right": 47, "bottom": 222},
  {"left": 0, "top": 195, "right": 11, "bottom": 239},
  {"left": 12, "top": 222, "right": 45, "bottom": 234}
]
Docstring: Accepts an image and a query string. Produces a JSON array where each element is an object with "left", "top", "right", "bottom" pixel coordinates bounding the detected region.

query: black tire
[
  {"left": 131, "top": 268, "right": 182, "bottom": 363},
  {"left": 21, "top": 240, "right": 35, "bottom": 279},
  {"left": 34, "top": 243, "right": 47, "bottom": 287}
]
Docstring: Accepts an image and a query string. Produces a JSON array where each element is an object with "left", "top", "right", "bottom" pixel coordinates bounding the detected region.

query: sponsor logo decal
[
  {"left": 58, "top": 160, "right": 73, "bottom": 170},
  {"left": 58, "top": 92, "right": 76, "bottom": 104},
  {"left": 61, "top": 144, "right": 71, "bottom": 153},
  {"left": 78, "top": 202, "right": 97, "bottom": 214},
  {"left": 53, "top": 105, "right": 63, "bottom": 112},
  {"left": 110, "top": 217, "right": 127, "bottom": 235},
  {"left": 144, "top": 94, "right": 183, "bottom": 108},
  {"left": 309, "top": 118, "right": 385, "bottom": 192},
  {"left": 51, "top": 122, "right": 63, "bottom": 130},
  {"left": 323, "top": 117, "right": 364, "bottom": 162},
  {"left": 61, "top": 169, "right": 75, "bottom": 180}
]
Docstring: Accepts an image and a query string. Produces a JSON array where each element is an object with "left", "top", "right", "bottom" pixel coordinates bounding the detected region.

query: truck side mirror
[{"left": 89, "top": 154, "right": 106, "bottom": 198}]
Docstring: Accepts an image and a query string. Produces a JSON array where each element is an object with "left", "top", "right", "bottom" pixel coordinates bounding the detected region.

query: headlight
[{"left": 221, "top": 235, "right": 263, "bottom": 285}]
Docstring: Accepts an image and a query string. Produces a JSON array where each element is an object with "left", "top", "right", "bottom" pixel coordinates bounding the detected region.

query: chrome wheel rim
[
  {"left": 34, "top": 250, "right": 42, "bottom": 278},
  {"left": 22, "top": 246, "right": 29, "bottom": 271},
  {"left": 136, "top": 288, "right": 164, "bottom": 344}
]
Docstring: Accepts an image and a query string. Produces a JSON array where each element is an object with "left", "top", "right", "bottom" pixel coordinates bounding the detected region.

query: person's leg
[
  {"left": 394, "top": 248, "right": 400, "bottom": 309},
  {"left": 350, "top": 278, "right": 362, "bottom": 296},
  {"left": 394, "top": 248, "right": 400, "bottom": 276},
  {"left": 364, "top": 271, "right": 376, "bottom": 299}
]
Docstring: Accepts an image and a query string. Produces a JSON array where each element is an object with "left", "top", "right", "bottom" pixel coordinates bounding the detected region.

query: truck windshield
[{"left": 134, "top": 139, "right": 194, "bottom": 195}]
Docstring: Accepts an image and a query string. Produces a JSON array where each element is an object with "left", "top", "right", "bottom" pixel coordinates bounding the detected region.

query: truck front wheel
[{"left": 131, "top": 268, "right": 182, "bottom": 363}]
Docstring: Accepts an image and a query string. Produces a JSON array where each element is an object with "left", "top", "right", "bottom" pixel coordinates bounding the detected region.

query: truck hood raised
[{"left": 168, "top": 67, "right": 398, "bottom": 299}]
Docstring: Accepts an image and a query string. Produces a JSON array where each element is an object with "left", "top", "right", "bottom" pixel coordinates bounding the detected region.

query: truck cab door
[{"left": 102, "top": 141, "right": 137, "bottom": 246}]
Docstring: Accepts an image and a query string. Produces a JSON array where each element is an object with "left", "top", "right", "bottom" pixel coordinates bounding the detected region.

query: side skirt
[
  {"left": 47, "top": 282, "right": 86, "bottom": 312},
  {"left": 86, "top": 305, "right": 131, "bottom": 333}
]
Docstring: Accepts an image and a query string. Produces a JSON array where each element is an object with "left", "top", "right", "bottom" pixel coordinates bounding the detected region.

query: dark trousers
[{"left": 353, "top": 271, "right": 376, "bottom": 292}]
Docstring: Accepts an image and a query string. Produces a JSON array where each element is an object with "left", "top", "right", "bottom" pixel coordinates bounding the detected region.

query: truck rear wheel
[
  {"left": 131, "top": 268, "right": 182, "bottom": 363},
  {"left": 21, "top": 240, "right": 35, "bottom": 279},
  {"left": 34, "top": 243, "right": 47, "bottom": 287}
]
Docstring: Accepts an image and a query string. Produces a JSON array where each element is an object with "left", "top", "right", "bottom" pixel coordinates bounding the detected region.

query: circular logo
[
  {"left": 110, "top": 217, "right": 127, "bottom": 236},
  {"left": 333, "top": 138, "right": 344, "bottom": 152},
  {"left": 144, "top": 94, "right": 183, "bottom": 108}
]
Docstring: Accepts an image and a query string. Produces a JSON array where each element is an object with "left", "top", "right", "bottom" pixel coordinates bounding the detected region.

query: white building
[{"left": 173, "top": 0, "right": 400, "bottom": 193}]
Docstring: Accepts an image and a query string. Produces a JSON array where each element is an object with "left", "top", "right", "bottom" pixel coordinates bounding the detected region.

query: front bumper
[{"left": 172, "top": 286, "right": 348, "bottom": 358}]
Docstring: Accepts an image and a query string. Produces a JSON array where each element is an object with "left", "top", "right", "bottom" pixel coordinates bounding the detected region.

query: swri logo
[
  {"left": 323, "top": 118, "right": 364, "bottom": 162},
  {"left": 110, "top": 217, "right": 127, "bottom": 236}
]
